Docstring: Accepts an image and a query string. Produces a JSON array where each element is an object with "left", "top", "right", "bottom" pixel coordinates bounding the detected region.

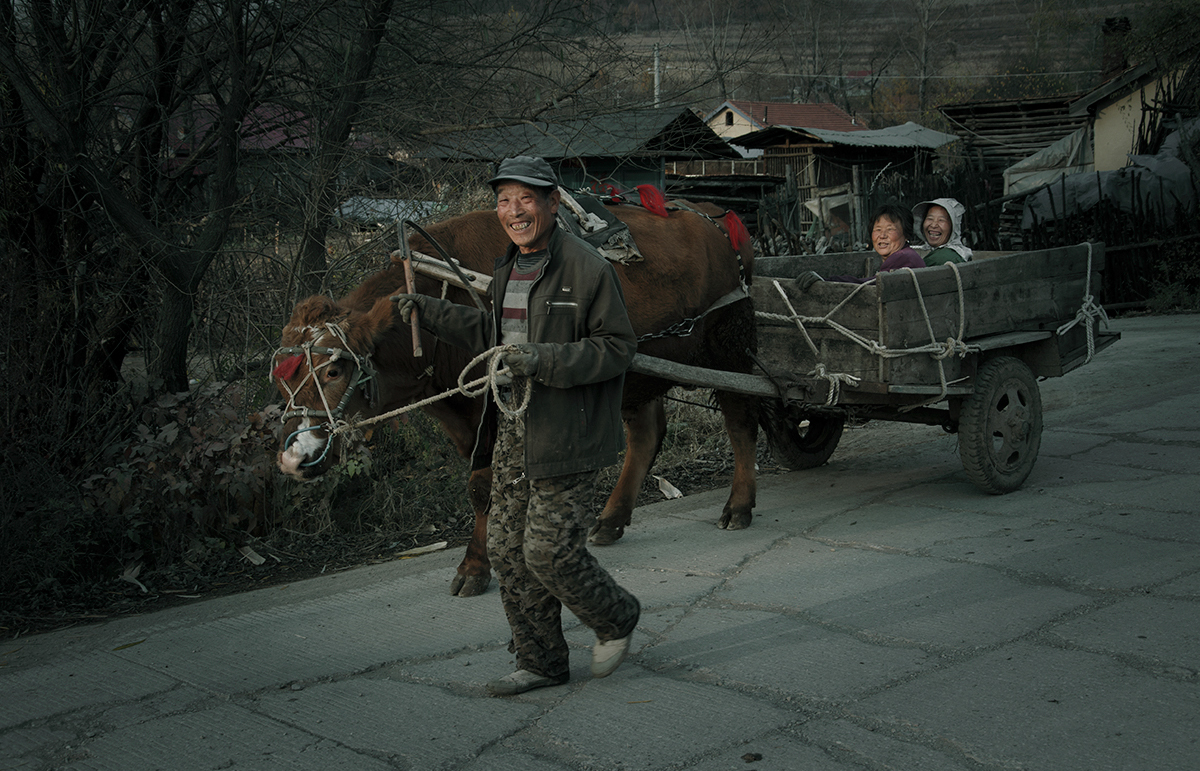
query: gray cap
[{"left": 488, "top": 156, "right": 558, "bottom": 190}]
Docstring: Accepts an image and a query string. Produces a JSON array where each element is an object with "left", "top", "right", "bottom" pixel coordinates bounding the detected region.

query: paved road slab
[
  {"left": 3, "top": 313, "right": 1198, "bottom": 771},
  {"left": 859, "top": 643, "right": 1200, "bottom": 771}
]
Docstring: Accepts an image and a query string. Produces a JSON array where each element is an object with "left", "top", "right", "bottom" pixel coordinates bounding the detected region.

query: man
[{"left": 392, "top": 156, "right": 641, "bottom": 696}]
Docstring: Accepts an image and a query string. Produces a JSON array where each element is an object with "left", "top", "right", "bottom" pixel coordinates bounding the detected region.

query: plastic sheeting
[
  {"left": 336, "top": 197, "right": 442, "bottom": 226},
  {"left": 1003, "top": 126, "right": 1094, "bottom": 197},
  {"left": 1021, "top": 120, "right": 1199, "bottom": 230}
]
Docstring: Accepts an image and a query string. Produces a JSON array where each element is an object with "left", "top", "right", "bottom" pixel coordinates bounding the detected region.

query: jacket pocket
[{"left": 544, "top": 300, "right": 578, "bottom": 315}]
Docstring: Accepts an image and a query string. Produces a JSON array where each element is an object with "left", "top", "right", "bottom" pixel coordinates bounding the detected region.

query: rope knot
[{"left": 807, "top": 363, "right": 861, "bottom": 406}]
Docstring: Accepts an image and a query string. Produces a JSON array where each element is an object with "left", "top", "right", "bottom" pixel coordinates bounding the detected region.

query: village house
[
  {"left": 413, "top": 107, "right": 738, "bottom": 196},
  {"left": 704, "top": 100, "right": 866, "bottom": 141}
]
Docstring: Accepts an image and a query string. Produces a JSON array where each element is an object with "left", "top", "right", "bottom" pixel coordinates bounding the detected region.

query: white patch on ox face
[{"left": 278, "top": 418, "right": 329, "bottom": 477}]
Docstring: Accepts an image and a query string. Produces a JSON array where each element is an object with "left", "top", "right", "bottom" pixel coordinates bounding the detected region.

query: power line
[{"left": 755, "top": 71, "right": 1101, "bottom": 80}]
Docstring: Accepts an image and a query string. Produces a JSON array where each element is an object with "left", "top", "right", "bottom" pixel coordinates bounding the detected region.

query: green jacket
[
  {"left": 922, "top": 246, "right": 965, "bottom": 266},
  {"left": 417, "top": 225, "right": 637, "bottom": 478}
]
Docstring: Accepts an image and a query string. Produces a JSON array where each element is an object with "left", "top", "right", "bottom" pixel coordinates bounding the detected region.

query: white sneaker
[
  {"left": 486, "top": 669, "right": 568, "bottom": 696},
  {"left": 591, "top": 635, "right": 633, "bottom": 678}
]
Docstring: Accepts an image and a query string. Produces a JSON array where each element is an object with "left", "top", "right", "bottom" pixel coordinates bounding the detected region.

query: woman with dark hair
[
  {"left": 862, "top": 203, "right": 926, "bottom": 276},
  {"left": 803, "top": 203, "right": 926, "bottom": 287}
]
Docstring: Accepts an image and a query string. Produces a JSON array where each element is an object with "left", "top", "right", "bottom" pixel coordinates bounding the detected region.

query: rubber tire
[
  {"left": 761, "top": 401, "right": 845, "bottom": 470},
  {"left": 958, "top": 356, "right": 1042, "bottom": 494}
]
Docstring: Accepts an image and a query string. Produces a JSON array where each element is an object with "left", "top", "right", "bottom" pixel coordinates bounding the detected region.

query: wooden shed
[
  {"left": 939, "top": 95, "right": 1088, "bottom": 194},
  {"left": 733, "top": 122, "right": 959, "bottom": 241}
]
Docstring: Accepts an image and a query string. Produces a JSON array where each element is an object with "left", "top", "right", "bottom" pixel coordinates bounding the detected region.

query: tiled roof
[{"left": 708, "top": 101, "right": 867, "bottom": 132}]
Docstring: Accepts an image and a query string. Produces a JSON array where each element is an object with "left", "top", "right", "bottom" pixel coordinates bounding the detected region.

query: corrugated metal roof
[
  {"left": 415, "top": 107, "right": 738, "bottom": 161},
  {"left": 735, "top": 121, "right": 958, "bottom": 150}
]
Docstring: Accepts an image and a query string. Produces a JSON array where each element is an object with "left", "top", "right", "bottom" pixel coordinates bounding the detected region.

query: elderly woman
[
  {"left": 813, "top": 203, "right": 925, "bottom": 286},
  {"left": 912, "top": 198, "right": 972, "bottom": 265}
]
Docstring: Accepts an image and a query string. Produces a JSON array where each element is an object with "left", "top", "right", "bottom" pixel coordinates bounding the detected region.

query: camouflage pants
[{"left": 488, "top": 415, "right": 640, "bottom": 680}]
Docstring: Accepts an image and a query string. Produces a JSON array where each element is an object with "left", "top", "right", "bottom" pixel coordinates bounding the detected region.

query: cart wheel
[
  {"left": 959, "top": 356, "right": 1042, "bottom": 494},
  {"left": 760, "top": 400, "right": 845, "bottom": 470}
]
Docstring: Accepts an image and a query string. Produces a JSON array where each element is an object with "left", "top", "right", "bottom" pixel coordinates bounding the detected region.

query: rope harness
[
  {"left": 274, "top": 321, "right": 380, "bottom": 467},
  {"left": 276, "top": 333, "right": 531, "bottom": 465}
]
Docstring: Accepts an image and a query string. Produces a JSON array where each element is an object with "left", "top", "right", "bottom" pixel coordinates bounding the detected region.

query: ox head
[{"left": 273, "top": 295, "right": 396, "bottom": 480}]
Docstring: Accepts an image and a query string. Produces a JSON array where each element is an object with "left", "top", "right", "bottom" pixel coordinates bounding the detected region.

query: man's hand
[
  {"left": 503, "top": 344, "right": 540, "bottom": 377},
  {"left": 390, "top": 293, "right": 424, "bottom": 323}
]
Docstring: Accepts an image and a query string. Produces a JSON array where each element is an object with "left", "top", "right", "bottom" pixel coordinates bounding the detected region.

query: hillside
[{"left": 603, "top": 0, "right": 1143, "bottom": 119}]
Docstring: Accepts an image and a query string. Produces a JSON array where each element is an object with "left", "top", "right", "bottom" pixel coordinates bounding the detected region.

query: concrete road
[{"left": 3, "top": 313, "right": 1198, "bottom": 771}]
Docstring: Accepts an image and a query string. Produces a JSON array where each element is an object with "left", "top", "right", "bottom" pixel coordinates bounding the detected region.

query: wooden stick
[{"left": 402, "top": 256, "right": 423, "bottom": 357}]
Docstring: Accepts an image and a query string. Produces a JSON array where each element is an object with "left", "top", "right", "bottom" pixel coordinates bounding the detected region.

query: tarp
[
  {"left": 336, "top": 197, "right": 442, "bottom": 226},
  {"left": 1022, "top": 119, "right": 1199, "bottom": 230},
  {"left": 1003, "top": 126, "right": 1094, "bottom": 196}
]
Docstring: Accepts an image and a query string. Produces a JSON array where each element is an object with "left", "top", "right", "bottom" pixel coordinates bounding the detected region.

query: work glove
[
  {"left": 797, "top": 270, "right": 823, "bottom": 291},
  {"left": 503, "top": 343, "right": 540, "bottom": 377},
  {"left": 389, "top": 293, "right": 425, "bottom": 324}
]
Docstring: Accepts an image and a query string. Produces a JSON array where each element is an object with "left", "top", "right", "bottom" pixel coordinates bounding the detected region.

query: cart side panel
[
  {"left": 1023, "top": 317, "right": 1119, "bottom": 377},
  {"left": 880, "top": 274, "right": 1093, "bottom": 343},
  {"left": 882, "top": 347, "right": 969, "bottom": 385},
  {"left": 751, "top": 244, "right": 1108, "bottom": 393},
  {"left": 878, "top": 243, "right": 1105, "bottom": 344},
  {"left": 751, "top": 279, "right": 884, "bottom": 385},
  {"left": 756, "top": 252, "right": 881, "bottom": 281}
]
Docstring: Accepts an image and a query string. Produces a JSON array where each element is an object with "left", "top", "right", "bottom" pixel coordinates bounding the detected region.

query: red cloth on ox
[
  {"left": 724, "top": 211, "right": 749, "bottom": 252},
  {"left": 273, "top": 354, "right": 302, "bottom": 381},
  {"left": 636, "top": 184, "right": 669, "bottom": 218}
]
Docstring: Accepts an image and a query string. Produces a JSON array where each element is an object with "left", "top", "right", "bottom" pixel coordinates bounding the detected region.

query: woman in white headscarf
[{"left": 912, "top": 198, "right": 972, "bottom": 266}]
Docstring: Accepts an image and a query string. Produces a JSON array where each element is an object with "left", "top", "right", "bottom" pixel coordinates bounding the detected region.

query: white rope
[
  {"left": 892, "top": 263, "right": 967, "bottom": 411},
  {"left": 760, "top": 266, "right": 979, "bottom": 407},
  {"left": 806, "top": 363, "right": 862, "bottom": 406},
  {"left": 767, "top": 282, "right": 863, "bottom": 405},
  {"left": 325, "top": 345, "right": 531, "bottom": 441},
  {"left": 277, "top": 322, "right": 355, "bottom": 421},
  {"left": 1055, "top": 243, "right": 1109, "bottom": 363}
]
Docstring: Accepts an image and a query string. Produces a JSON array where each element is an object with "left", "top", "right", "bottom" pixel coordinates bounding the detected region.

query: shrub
[
  {"left": 78, "top": 381, "right": 286, "bottom": 562},
  {"left": 1147, "top": 240, "right": 1200, "bottom": 313}
]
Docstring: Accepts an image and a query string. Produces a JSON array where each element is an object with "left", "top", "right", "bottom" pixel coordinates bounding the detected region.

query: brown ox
[{"left": 275, "top": 202, "right": 759, "bottom": 597}]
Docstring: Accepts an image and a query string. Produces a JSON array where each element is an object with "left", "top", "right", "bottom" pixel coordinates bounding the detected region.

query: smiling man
[{"left": 391, "top": 156, "right": 641, "bottom": 696}]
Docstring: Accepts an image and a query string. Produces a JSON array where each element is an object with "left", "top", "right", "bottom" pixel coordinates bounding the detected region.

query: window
[{"left": 725, "top": 111, "right": 734, "bottom": 126}]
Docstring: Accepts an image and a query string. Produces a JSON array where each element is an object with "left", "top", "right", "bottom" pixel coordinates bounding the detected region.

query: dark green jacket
[
  {"left": 417, "top": 225, "right": 636, "bottom": 478},
  {"left": 922, "top": 245, "right": 965, "bottom": 266}
]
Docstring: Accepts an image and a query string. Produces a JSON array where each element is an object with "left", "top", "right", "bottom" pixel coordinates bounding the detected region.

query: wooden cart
[
  {"left": 630, "top": 242, "right": 1119, "bottom": 494},
  {"left": 408, "top": 240, "right": 1119, "bottom": 494}
]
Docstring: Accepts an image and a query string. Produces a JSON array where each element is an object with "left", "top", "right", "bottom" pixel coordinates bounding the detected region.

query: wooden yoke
[{"left": 401, "top": 255, "right": 423, "bottom": 357}]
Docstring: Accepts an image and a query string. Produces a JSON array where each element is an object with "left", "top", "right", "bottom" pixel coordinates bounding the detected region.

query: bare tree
[
  {"left": 899, "top": 0, "right": 960, "bottom": 122},
  {"left": 291, "top": 0, "right": 396, "bottom": 298},
  {"left": 668, "top": 0, "right": 780, "bottom": 103},
  {"left": 770, "top": 0, "right": 852, "bottom": 105},
  {"left": 0, "top": 0, "right": 329, "bottom": 400}
]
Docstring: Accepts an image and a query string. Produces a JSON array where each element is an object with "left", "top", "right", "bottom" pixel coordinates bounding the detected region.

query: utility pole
[{"left": 654, "top": 43, "right": 661, "bottom": 107}]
